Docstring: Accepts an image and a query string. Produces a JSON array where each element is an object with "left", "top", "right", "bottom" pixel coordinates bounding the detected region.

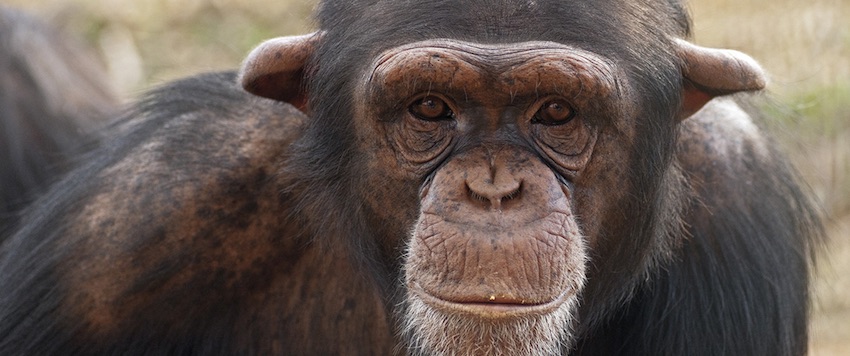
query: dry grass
[
  {"left": 7, "top": 0, "right": 849, "bottom": 354},
  {"left": 5, "top": 0, "right": 317, "bottom": 97}
]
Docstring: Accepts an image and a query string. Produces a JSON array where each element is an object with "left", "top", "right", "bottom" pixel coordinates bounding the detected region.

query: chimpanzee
[
  {"left": 0, "top": 0, "right": 820, "bottom": 355},
  {"left": 0, "top": 6, "right": 117, "bottom": 234}
]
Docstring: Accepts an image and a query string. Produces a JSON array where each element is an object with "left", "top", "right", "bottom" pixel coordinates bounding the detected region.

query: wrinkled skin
[
  {"left": 352, "top": 41, "right": 614, "bottom": 353},
  {"left": 238, "top": 19, "right": 794, "bottom": 352},
  {"left": 0, "top": 1, "right": 818, "bottom": 355}
]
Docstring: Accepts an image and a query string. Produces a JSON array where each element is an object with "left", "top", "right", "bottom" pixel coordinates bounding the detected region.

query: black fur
[
  {"left": 304, "top": 2, "right": 820, "bottom": 354},
  {"left": 0, "top": 72, "right": 308, "bottom": 354},
  {"left": 572, "top": 103, "right": 821, "bottom": 354},
  {"left": 0, "top": 1, "right": 820, "bottom": 355}
]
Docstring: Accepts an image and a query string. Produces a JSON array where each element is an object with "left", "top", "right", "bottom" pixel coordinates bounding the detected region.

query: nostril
[
  {"left": 466, "top": 180, "right": 522, "bottom": 210},
  {"left": 502, "top": 182, "right": 521, "bottom": 202},
  {"left": 469, "top": 188, "right": 488, "bottom": 203}
]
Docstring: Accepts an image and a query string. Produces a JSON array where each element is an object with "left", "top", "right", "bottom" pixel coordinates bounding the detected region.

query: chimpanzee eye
[
  {"left": 533, "top": 99, "right": 575, "bottom": 125},
  {"left": 409, "top": 95, "right": 454, "bottom": 121}
]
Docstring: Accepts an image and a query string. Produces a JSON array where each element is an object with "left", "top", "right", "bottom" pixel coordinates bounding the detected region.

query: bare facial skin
[
  {"left": 402, "top": 148, "right": 588, "bottom": 355},
  {"left": 354, "top": 39, "right": 620, "bottom": 354},
  {"left": 0, "top": 1, "right": 816, "bottom": 354}
]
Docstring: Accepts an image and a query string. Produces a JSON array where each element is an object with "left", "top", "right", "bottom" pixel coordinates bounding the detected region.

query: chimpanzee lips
[{"left": 410, "top": 283, "right": 574, "bottom": 319}]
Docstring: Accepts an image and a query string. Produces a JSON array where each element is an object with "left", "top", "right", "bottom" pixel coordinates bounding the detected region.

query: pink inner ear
[
  {"left": 680, "top": 80, "right": 713, "bottom": 119},
  {"left": 243, "top": 70, "right": 308, "bottom": 110},
  {"left": 674, "top": 38, "right": 766, "bottom": 120},
  {"left": 238, "top": 32, "right": 322, "bottom": 109}
]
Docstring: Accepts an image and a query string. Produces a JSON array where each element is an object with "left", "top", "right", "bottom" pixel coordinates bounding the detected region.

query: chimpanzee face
[{"left": 347, "top": 38, "right": 634, "bottom": 354}]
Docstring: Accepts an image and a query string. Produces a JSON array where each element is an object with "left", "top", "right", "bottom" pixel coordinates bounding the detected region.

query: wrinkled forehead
[
  {"left": 369, "top": 39, "right": 617, "bottom": 75},
  {"left": 363, "top": 39, "right": 622, "bottom": 102}
]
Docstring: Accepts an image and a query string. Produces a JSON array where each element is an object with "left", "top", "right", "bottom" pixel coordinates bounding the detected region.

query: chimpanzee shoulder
[
  {"left": 0, "top": 1, "right": 824, "bottom": 354},
  {"left": 0, "top": 70, "right": 309, "bottom": 355},
  {"left": 573, "top": 98, "right": 821, "bottom": 355}
]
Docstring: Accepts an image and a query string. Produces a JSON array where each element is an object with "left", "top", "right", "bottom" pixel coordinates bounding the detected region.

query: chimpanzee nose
[{"left": 465, "top": 166, "right": 522, "bottom": 211}]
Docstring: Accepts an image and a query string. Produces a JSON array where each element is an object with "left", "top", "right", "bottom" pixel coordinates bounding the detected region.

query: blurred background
[{"left": 4, "top": 0, "right": 847, "bottom": 353}]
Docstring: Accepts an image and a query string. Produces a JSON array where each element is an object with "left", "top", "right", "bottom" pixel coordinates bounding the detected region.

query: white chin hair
[{"left": 399, "top": 294, "right": 579, "bottom": 356}]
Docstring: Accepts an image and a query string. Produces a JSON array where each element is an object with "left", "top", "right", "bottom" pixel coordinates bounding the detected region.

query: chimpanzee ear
[
  {"left": 674, "top": 38, "right": 767, "bottom": 120},
  {"left": 239, "top": 32, "right": 323, "bottom": 111}
]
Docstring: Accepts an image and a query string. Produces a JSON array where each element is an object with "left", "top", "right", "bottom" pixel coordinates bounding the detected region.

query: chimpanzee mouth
[{"left": 410, "top": 284, "right": 573, "bottom": 319}]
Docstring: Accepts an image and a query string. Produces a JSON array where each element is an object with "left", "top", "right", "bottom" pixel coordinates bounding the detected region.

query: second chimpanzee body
[
  {"left": 0, "top": 7, "right": 116, "bottom": 234},
  {"left": 0, "top": 0, "right": 819, "bottom": 355}
]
